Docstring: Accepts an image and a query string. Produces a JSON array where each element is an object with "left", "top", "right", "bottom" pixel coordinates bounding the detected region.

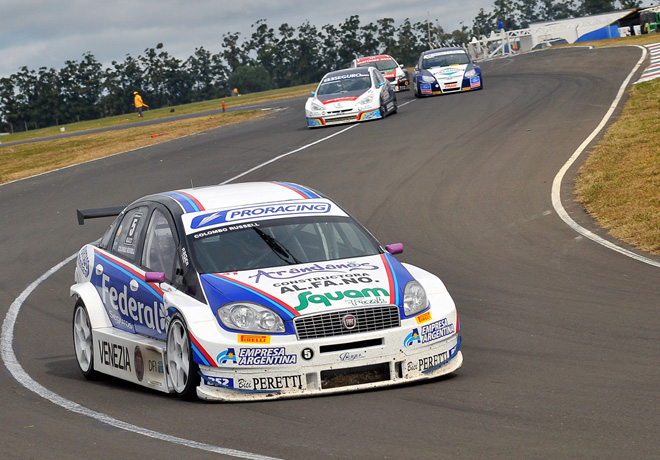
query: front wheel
[
  {"left": 72, "top": 299, "right": 96, "bottom": 379},
  {"left": 166, "top": 314, "right": 200, "bottom": 400}
]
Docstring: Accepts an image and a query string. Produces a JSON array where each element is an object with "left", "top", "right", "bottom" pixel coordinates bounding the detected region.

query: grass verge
[
  {"left": 574, "top": 77, "right": 660, "bottom": 255},
  {"left": 0, "top": 111, "right": 266, "bottom": 183}
]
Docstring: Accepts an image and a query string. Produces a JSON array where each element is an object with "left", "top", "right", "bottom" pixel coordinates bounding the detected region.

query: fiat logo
[{"left": 342, "top": 314, "right": 357, "bottom": 330}]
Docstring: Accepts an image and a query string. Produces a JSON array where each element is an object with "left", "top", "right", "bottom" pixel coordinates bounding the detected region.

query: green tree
[
  {"left": 336, "top": 15, "right": 363, "bottom": 66},
  {"left": 319, "top": 23, "right": 342, "bottom": 71},
  {"left": 288, "top": 21, "right": 325, "bottom": 86},
  {"left": 377, "top": 18, "right": 398, "bottom": 58},
  {"left": 245, "top": 20, "right": 279, "bottom": 86},
  {"left": 359, "top": 22, "right": 380, "bottom": 57},
  {"left": 394, "top": 19, "right": 425, "bottom": 67},
  {"left": 580, "top": 0, "right": 616, "bottom": 15},
  {"left": 471, "top": 8, "right": 494, "bottom": 38},
  {"left": 58, "top": 52, "right": 103, "bottom": 123},
  {"left": 515, "top": 0, "right": 541, "bottom": 28},
  {"left": 620, "top": 0, "right": 642, "bottom": 8},
  {"left": 227, "top": 65, "right": 274, "bottom": 94},
  {"left": 185, "top": 46, "right": 227, "bottom": 101},
  {"left": 539, "top": 0, "right": 578, "bottom": 20},
  {"left": 0, "top": 77, "right": 18, "bottom": 132},
  {"left": 493, "top": 0, "right": 519, "bottom": 30},
  {"left": 220, "top": 32, "right": 251, "bottom": 73}
]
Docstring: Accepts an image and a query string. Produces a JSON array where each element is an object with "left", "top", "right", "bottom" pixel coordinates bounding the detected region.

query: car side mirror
[
  {"left": 145, "top": 272, "right": 166, "bottom": 283},
  {"left": 385, "top": 243, "right": 403, "bottom": 255},
  {"left": 399, "top": 64, "right": 404, "bottom": 69},
  {"left": 378, "top": 81, "right": 385, "bottom": 87},
  {"left": 311, "top": 91, "right": 316, "bottom": 96}
]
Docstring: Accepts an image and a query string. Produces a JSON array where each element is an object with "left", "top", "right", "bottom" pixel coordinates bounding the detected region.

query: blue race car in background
[{"left": 413, "top": 47, "right": 483, "bottom": 97}]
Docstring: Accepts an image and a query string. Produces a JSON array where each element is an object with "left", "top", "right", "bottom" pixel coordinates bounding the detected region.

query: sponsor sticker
[
  {"left": 404, "top": 318, "right": 455, "bottom": 348},
  {"left": 217, "top": 347, "right": 297, "bottom": 366},
  {"left": 238, "top": 375, "right": 304, "bottom": 391},
  {"left": 294, "top": 287, "right": 389, "bottom": 311},
  {"left": 416, "top": 311, "right": 432, "bottom": 324},
  {"left": 203, "top": 374, "right": 235, "bottom": 388},
  {"left": 190, "top": 202, "right": 333, "bottom": 231},
  {"left": 98, "top": 339, "right": 132, "bottom": 373},
  {"left": 238, "top": 334, "right": 271, "bottom": 344},
  {"left": 322, "top": 72, "right": 368, "bottom": 83},
  {"left": 134, "top": 346, "right": 144, "bottom": 382}
]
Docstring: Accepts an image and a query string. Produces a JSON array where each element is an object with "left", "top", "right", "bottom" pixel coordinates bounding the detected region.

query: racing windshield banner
[
  {"left": 321, "top": 70, "right": 369, "bottom": 84},
  {"left": 183, "top": 199, "right": 347, "bottom": 235}
]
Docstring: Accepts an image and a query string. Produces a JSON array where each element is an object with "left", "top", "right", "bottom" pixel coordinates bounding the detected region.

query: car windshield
[
  {"left": 357, "top": 59, "right": 397, "bottom": 72},
  {"left": 422, "top": 52, "right": 470, "bottom": 69},
  {"left": 317, "top": 75, "right": 372, "bottom": 96},
  {"left": 188, "top": 216, "right": 382, "bottom": 273}
]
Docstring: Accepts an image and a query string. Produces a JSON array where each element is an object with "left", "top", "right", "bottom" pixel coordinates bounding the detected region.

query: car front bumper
[
  {"left": 306, "top": 108, "right": 383, "bottom": 127},
  {"left": 195, "top": 332, "right": 462, "bottom": 401}
]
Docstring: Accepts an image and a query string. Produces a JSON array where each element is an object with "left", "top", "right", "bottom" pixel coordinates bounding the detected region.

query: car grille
[
  {"left": 294, "top": 305, "right": 400, "bottom": 340},
  {"left": 326, "top": 109, "right": 353, "bottom": 115}
]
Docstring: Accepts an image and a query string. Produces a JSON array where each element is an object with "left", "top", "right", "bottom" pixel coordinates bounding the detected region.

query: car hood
[
  {"left": 428, "top": 64, "right": 468, "bottom": 80},
  {"left": 315, "top": 89, "right": 369, "bottom": 104},
  {"left": 199, "top": 253, "right": 416, "bottom": 320}
]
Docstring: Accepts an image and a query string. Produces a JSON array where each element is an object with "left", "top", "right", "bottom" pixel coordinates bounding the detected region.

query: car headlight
[
  {"left": 421, "top": 75, "right": 436, "bottom": 83},
  {"left": 217, "top": 302, "right": 285, "bottom": 333},
  {"left": 357, "top": 94, "right": 374, "bottom": 106},
  {"left": 310, "top": 101, "right": 324, "bottom": 111},
  {"left": 403, "top": 280, "right": 428, "bottom": 316},
  {"left": 464, "top": 69, "right": 477, "bottom": 78}
]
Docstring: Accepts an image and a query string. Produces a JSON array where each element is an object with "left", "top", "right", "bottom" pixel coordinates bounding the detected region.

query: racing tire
[
  {"left": 72, "top": 299, "right": 97, "bottom": 379},
  {"left": 379, "top": 100, "right": 386, "bottom": 118},
  {"left": 166, "top": 314, "right": 200, "bottom": 400}
]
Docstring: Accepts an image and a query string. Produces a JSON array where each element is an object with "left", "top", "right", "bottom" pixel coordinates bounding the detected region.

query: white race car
[
  {"left": 305, "top": 67, "right": 397, "bottom": 128},
  {"left": 71, "top": 182, "right": 462, "bottom": 401},
  {"left": 413, "top": 47, "right": 483, "bottom": 97},
  {"left": 352, "top": 54, "right": 411, "bottom": 92}
]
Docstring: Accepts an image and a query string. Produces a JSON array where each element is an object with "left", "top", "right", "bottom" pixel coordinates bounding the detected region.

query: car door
[{"left": 93, "top": 204, "right": 169, "bottom": 340}]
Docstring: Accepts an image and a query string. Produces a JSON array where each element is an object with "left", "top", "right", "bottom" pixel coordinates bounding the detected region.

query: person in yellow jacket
[{"left": 134, "top": 91, "right": 148, "bottom": 117}]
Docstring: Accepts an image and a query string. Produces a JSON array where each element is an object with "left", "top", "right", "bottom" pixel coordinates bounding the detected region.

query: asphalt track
[{"left": 2, "top": 46, "right": 659, "bottom": 459}]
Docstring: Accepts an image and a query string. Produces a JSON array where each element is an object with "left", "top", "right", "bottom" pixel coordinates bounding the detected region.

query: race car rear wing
[{"left": 76, "top": 206, "right": 125, "bottom": 225}]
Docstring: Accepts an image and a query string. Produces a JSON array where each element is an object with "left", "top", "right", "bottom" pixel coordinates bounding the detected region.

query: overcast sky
[{"left": 1, "top": 0, "right": 494, "bottom": 79}]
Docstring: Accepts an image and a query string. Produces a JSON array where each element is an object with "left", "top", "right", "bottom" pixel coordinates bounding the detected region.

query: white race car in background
[
  {"left": 413, "top": 47, "right": 483, "bottom": 97},
  {"left": 305, "top": 67, "right": 397, "bottom": 128},
  {"left": 71, "top": 182, "right": 462, "bottom": 401},
  {"left": 352, "top": 54, "right": 410, "bottom": 92}
]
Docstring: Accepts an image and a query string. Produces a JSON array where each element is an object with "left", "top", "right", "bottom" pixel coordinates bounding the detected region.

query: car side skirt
[{"left": 91, "top": 327, "right": 172, "bottom": 393}]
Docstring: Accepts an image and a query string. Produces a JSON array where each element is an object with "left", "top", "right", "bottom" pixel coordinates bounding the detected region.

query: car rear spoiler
[{"left": 76, "top": 206, "right": 125, "bottom": 225}]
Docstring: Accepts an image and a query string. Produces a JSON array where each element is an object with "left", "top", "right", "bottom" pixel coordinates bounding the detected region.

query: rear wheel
[
  {"left": 166, "top": 314, "right": 200, "bottom": 400},
  {"left": 72, "top": 299, "right": 96, "bottom": 379}
]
